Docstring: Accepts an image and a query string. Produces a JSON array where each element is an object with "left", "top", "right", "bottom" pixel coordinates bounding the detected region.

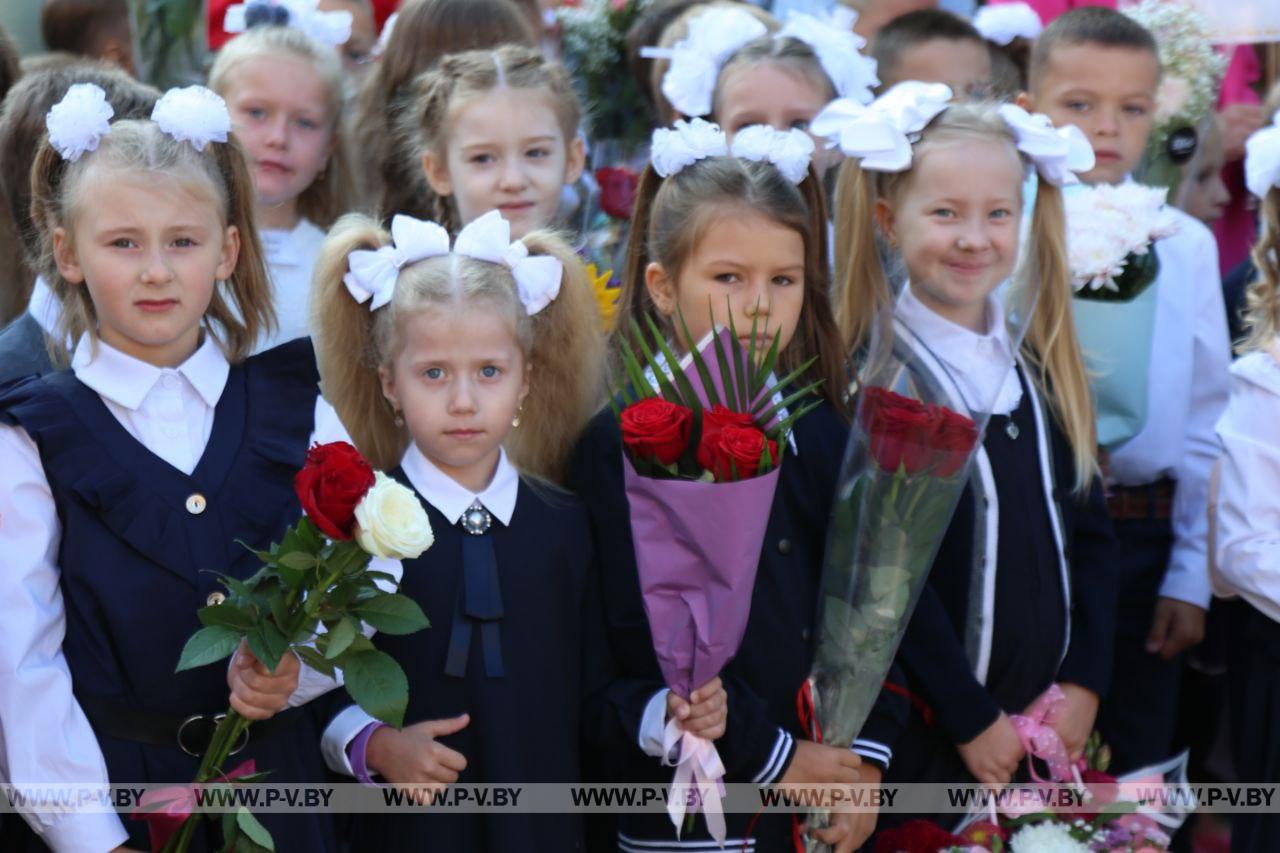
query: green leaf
[
  {"left": 176, "top": 625, "right": 241, "bottom": 672},
  {"left": 269, "top": 595, "right": 292, "bottom": 638},
  {"left": 631, "top": 319, "right": 684, "bottom": 405},
  {"left": 211, "top": 572, "right": 257, "bottom": 603},
  {"left": 247, "top": 621, "right": 290, "bottom": 672},
  {"left": 728, "top": 306, "right": 751, "bottom": 410},
  {"left": 221, "top": 810, "right": 239, "bottom": 851},
  {"left": 235, "top": 807, "right": 275, "bottom": 851},
  {"left": 325, "top": 540, "right": 372, "bottom": 579},
  {"left": 669, "top": 311, "right": 721, "bottom": 409},
  {"left": 198, "top": 604, "right": 257, "bottom": 633},
  {"left": 355, "top": 594, "right": 429, "bottom": 635},
  {"left": 645, "top": 315, "right": 704, "bottom": 410},
  {"left": 277, "top": 552, "right": 317, "bottom": 572},
  {"left": 342, "top": 650, "right": 410, "bottom": 728},
  {"left": 709, "top": 309, "right": 740, "bottom": 411},
  {"left": 294, "top": 645, "right": 337, "bottom": 679},
  {"left": 324, "top": 618, "right": 358, "bottom": 659}
]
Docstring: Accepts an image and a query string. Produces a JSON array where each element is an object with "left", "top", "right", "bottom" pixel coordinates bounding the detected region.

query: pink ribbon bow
[
  {"left": 662, "top": 720, "right": 727, "bottom": 844},
  {"left": 1010, "top": 684, "right": 1073, "bottom": 784},
  {"left": 132, "top": 758, "right": 257, "bottom": 851}
]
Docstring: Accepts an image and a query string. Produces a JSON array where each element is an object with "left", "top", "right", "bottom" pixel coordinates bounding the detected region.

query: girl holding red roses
[
  {"left": 569, "top": 135, "right": 907, "bottom": 853},
  {"left": 308, "top": 207, "right": 609, "bottom": 852},
  {"left": 825, "top": 93, "right": 1121, "bottom": 837}
]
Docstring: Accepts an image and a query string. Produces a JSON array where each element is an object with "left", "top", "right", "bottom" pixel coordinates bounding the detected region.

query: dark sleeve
[
  {"left": 853, "top": 664, "right": 910, "bottom": 770},
  {"left": 717, "top": 674, "right": 799, "bottom": 784},
  {"left": 1055, "top": 474, "right": 1120, "bottom": 698}
]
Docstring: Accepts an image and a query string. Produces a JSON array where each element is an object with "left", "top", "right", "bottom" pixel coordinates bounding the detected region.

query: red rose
[
  {"left": 595, "top": 166, "right": 640, "bottom": 220},
  {"left": 927, "top": 403, "right": 979, "bottom": 478},
  {"left": 294, "top": 442, "right": 377, "bottom": 540},
  {"left": 873, "top": 819, "right": 965, "bottom": 853},
  {"left": 701, "top": 424, "right": 777, "bottom": 481},
  {"left": 696, "top": 405, "right": 757, "bottom": 472},
  {"left": 860, "top": 387, "right": 934, "bottom": 475},
  {"left": 621, "top": 398, "right": 693, "bottom": 466}
]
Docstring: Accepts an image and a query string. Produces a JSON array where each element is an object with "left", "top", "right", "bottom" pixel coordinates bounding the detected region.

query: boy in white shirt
[{"left": 1019, "top": 6, "right": 1230, "bottom": 773}]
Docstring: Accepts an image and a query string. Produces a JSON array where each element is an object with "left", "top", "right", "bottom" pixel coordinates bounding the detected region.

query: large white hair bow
[
  {"left": 730, "top": 125, "right": 815, "bottom": 183},
  {"left": 151, "top": 86, "right": 232, "bottom": 152},
  {"left": 46, "top": 83, "right": 114, "bottom": 162},
  {"left": 225, "top": 0, "right": 353, "bottom": 47},
  {"left": 651, "top": 118, "right": 730, "bottom": 178},
  {"left": 777, "top": 9, "right": 879, "bottom": 106},
  {"left": 343, "top": 211, "right": 563, "bottom": 316},
  {"left": 810, "top": 81, "right": 952, "bottom": 172},
  {"left": 1245, "top": 116, "right": 1280, "bottom": 199},
  {"left": 641, "top": 6, "right": 768, "bottom": 118},
  {"left": 973, "top": 3, "right": 1043, "bottom": 46},
  {"left": 997, "top": 104, "right": 1095, "bottom": 186}
]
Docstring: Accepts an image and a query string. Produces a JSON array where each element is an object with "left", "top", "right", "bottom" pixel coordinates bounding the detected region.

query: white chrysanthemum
[
  {"left": 1009, "top": 822, "right": 1090, "bottom": 853},
  {"left": 151, "top": 86, "right": 231, "bottom": 152},
  {"left": 46, "top": 83, "right": 114, "bottom": 162},
  {"left": 1066, "top": 183, "right": 1180, "bottom": 290}
]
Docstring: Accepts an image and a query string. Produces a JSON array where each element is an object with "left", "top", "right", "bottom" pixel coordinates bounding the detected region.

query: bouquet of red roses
[
  {"left": 143, "top": 442, "right": 433, "bottom": 853},
  {"left": 613, "top": 314, "right": 820, "bottom": 841}
]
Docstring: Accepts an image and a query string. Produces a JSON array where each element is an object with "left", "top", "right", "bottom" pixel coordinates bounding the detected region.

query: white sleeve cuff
[
  {"left": 37, "top": 809, "right": 129, "bottom": 853},
  {"left": 637, "top": 689, "right": 670, "bottom": 758},
  {"left": 321, "top": 704, "right": 378, "bottom": 776},
  {"left": 1157, "top": 558, "right": 1212, "bottom": 609},
  {"left": 752, "top": 728, "right": 795, "bottom": 785},
  {"left": 852, "top": 738, "right": 892, "bottom": 769},
  {"left": 288, "top": 658, "right": 342, "bottom": 708}
]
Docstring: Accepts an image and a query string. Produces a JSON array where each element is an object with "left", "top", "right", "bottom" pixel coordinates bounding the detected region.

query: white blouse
[
  {"left": 0, "top": 334, "right": 349, "bottom": 851},
  {"left": 259, "top": 218, "right": 326, "bottom": 353}
]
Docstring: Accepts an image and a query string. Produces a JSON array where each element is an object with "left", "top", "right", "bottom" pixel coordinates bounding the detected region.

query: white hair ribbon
[
  {"left": 151, "top": 86, "right": 232, "bottom": 152},
  {"left": 777, "top": 10, "right": 879, "bottom": 106},
  {"left": 810, "top": 81, "right": 952, "bottom": 172},
  {"left": 344, "top": 215, "right": 452, "bottom": 310},
  {"left": 973, "top": 2, "right": 1044, "bottom": 46},
  {"left": 730, "top": 125, "right": 815, "bottom": 184},
  {"left": 454, "top": 211, "right": 563, "bottom": 316},
  {"left": 997, "top": 104, "right": 1095, "bottom": 186},
  {"left": 1245, "top": 116, "right": 1280, "bottom": 199},
  {"left": 651, "top": 118, "right": 730, "bottom": 178},
  {"left": 45, "top": 83, "right": 114, "bottom": 162},
  {"left": 224, "top": 0, "right": 353, "bottom": 47},
  {"left": 640, "top": 6, "right": 768, "bottom": 118}
]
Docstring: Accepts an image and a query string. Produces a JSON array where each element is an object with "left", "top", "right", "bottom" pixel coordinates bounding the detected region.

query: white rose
[{"left": 354, "top": 472, "right": 434, "bottom": 559}]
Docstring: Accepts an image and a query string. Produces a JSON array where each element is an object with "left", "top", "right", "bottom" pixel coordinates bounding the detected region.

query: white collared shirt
[
  {"left": 0, "top": 334, "right": 350, "bottom": 851},
  {"left": 258, "top": 218, "right": 326, "bottom": 353},
  {"left": 1214, "top": 340, "right": 1280, "bottom": 622},
  {"left": 1106, "top": 208, "right": 1230, "bottom": 607},
  {"left": 320, "top": 444, "right": 521, "bottom": 777},
  {"left": 27, "top": 275, "right": 62, "bottom": 339},
  {"left": 895, "top": 284, "right": 1023, "bottom": 416}
]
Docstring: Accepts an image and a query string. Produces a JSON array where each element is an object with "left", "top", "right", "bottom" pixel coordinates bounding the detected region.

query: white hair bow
[
  {"left": 730, "top": 125, "right": 815, "bottom": 184},
  {"left": 343, "top": 211, "right": 563, "bottom": 316},
  {"left": 454, "top": 211, "right": 563, "bottom": 316},
  {"left": 45, "top": 83, "right": 114, "bottom": 162},
  {"left": 344, "top": 215, "right": 452, "bottom": 310},
  {"left": 777, "top": 10, "right": 879, "bottom": 106},
  {"left": 997, "top": 104, "right": 1095, "bottom": 186},
  {"left": 641, "top": 6, "right": 768, "bottom": 118},
  {"left": 651, "top": 118, "right": 730, "bottom": 178},
  {"left": 810, "top": 81, "right": 952, "bottom": 172},
  {"left": 973, "top": 3, "right": 1043, "bottom": 46},
  {"left": 151, "top": 86, "right": 232, "bottom": 152},
  {"left": 225, "top": 0, "right": 353, "bottom": 47},
  {"left": 1245, "top": 116, "right": 1280, "bottom": 199}
]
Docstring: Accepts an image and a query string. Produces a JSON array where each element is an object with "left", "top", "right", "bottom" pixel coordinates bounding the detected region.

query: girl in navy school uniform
[
  {"left": 307, "top": 208, "right": 610, "bottom": 852},
  {"left": 828, "top": 93, "right": 1120, "bottom": 830},
  {"left": 0, "top": 85, "right": 344, "bottom": 852},
  {"left": 568, "top": 127, "right": 908, "bottom": 853}
]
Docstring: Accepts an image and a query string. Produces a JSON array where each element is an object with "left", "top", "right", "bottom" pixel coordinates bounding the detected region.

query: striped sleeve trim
[
  {"left": 751, "top": 728, "right": 794, "bottom": 785},
  {"left": 619, "top": 832, "right": 756, "bottom": 852},
  {"left": 852, "top": 739, "right": 892, "bottom": 768}
]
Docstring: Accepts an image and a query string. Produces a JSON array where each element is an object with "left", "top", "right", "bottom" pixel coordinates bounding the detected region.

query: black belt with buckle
[{"left": 78, "top": 694, "right": 305, "bottom": 757}]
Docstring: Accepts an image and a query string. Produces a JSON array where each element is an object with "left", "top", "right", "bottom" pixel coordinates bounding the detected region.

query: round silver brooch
[
  {"left": 1005, "top": 421, "right": 1020, "bottom": 441},
  {"left": 462, "top": 501, "right": 492, "bottom": 536}
]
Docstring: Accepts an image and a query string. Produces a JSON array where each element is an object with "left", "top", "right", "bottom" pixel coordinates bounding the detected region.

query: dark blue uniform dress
[
  {"left": 879, "top": 369, "right": 1118, "bottom": 831},
  {"left": 344, "top": 470, "right": 611, "bottom": 853},
  {"left": 0, "top": 339, "right": 337, "bottom": 852},
  {"left": 568, "top": 400, "right": 908, "bottom": 853}
]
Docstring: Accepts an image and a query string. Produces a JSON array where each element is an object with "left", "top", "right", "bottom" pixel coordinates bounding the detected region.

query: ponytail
[
  {"left": 311, "top": 214, "right": 409, "bottom": 471},
  {"left": 1240, "top": 187, "right": 1280, "bottom": 356},
  {"left": 831, "top": 157, "right": 891, "bottom": 360}
]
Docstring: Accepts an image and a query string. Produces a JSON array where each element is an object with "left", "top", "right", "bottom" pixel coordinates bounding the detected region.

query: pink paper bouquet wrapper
[{"left": 623, "top": 456, "right": 780, "bottom": 699}]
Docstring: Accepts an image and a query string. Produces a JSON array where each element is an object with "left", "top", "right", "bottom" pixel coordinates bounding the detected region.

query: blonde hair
[
  {"left": 29, "top": 119, "right": 273, "bottom": 362},
  {"left": 1239, "top": 187, "right": 1280, "bottom": 356},
  {"left": 616, "top": 155, "right": 849, "bottom": 416},
  {"left": 833, "top": 102, "right": 1098, "bottom": 491},
  {"left": 406, "top": 44, "right": 581, "bottom": 233},
  {"left": 312, "top": 214, "right": 605, "bottom": 482},
  {"left": 208, "top": 25, "right": 355, "bottom": 228}
]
